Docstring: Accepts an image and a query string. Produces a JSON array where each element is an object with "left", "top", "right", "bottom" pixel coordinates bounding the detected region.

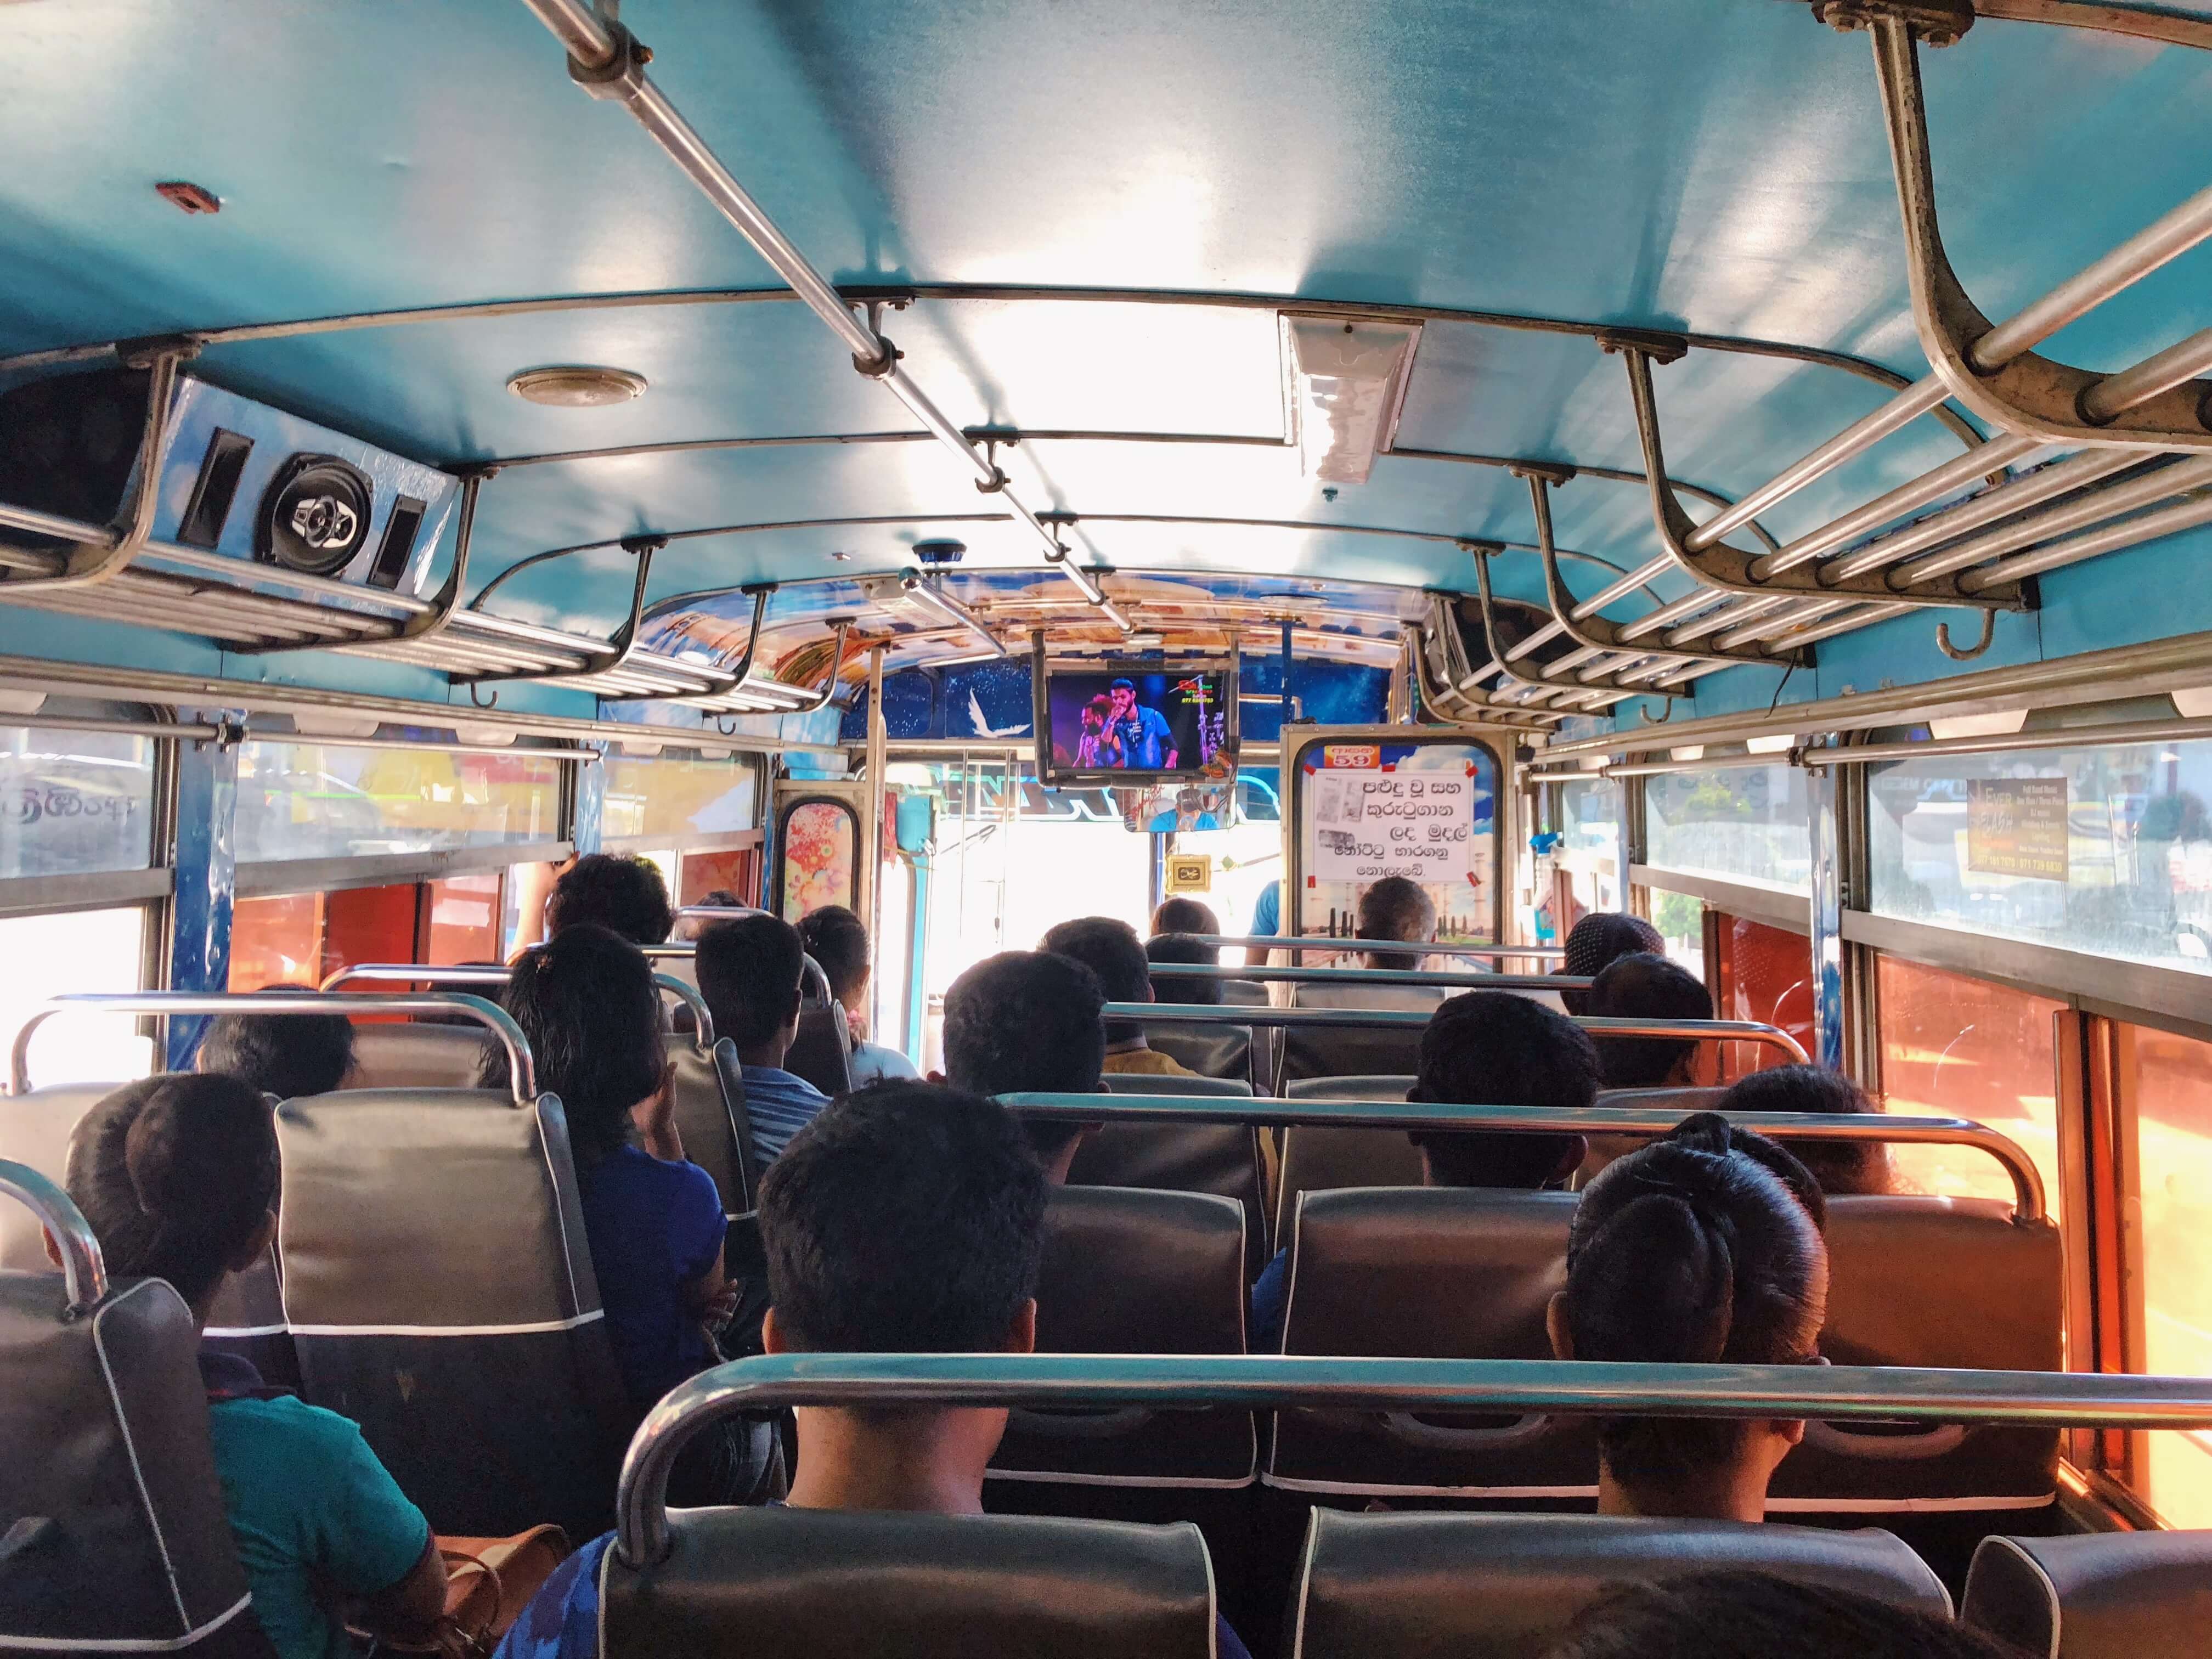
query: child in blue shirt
[{"left": 65, "top": 1074, "right": 445, "bottom": 1659}]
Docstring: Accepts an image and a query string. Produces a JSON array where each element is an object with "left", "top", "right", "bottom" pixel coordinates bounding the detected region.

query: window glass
[
  {"left": 603, "top": 752, "right": 758, "bottom": 844},
  {"left": 1875, "top": 955, "right": 2062, "bottom": 1219},
  {"left": 234, "top": 738, "right": 560, "bottom": 864},
  {"left": 1557, "top": 777, "right": 1624, "bottom": 916},
  {"left": 425, "top": 873, "right": 503, "bottom": 965},
  {"left": 1648, "top": 887, "right": 1707, "bottom": 983},
  {"left": 2122, "top": 1022, "right": 2212, "bottom": 1527},
  {"left": 1643, "top": 762, "right": 1810, "bottom": 893},
  {"left": 1712, "top": 912, "right": 1813, "bottom": 1081},
  {"left": 0, "top": 716, "right": 156, "bottom": 879},
  {"left": 0, "top": 907, "right": 151, "bottom": 1087},
  {"left": 676, "top": 847, "right": 758, "bottom": 909},
  {"left": 1867, "top": 736, "right": 2212, "bottom": 974},
  {"left": 229, "top": 882, "right": 421, "bottom": 989}
]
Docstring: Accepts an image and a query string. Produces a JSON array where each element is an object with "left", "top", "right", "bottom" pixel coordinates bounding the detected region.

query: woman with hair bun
[{"left": 1546, "top": 1110, "right": 1830, "bottom": 1523}]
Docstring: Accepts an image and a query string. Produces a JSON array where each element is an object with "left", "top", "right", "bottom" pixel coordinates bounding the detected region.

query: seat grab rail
[
  {"left": 0, "top": 1158, "right": 106, "bottom": 1315},
  {"left": 319, "top": 962, "right": 715, "bottom": 1048},
  {"left": 1103, "top": 1002, "right": 1810, "bottom": 1063},
  {"left": 1139, "top": 963, "right": 1591, "bottom": 991},
  {"left": 616, "top": 1351, "right": 2212, "bottom": 1565},
  {"left": 8, "top": 992, "right": 538, "bottom": 1105},
  {"left": 1186, "top": 934, "right": 1564, "bottom": 961},
  {"left": 1000, "top": 1093, "right": 2041, "bottom": 1222},
  {"left": 643, "top": 944, "right": 838, "bottom": 1007}
]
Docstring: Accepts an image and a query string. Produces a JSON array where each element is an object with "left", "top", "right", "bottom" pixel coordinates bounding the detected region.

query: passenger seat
[
  {"left": 1963, "top": 1531, "right": 2212, "bottom": 1659},
  {"left": 345, "top": 1022, "right": 495, "bottom": 1090},
  {"left": 1068, "top": 1121, "right": 1269, "bottom": 1280},
  {"left": 1274, "top": 1076, "right": 1422, "bottom": 1240},
  {"left": 1276, "top": 982, "right": 1443, "bottom": 1086}
]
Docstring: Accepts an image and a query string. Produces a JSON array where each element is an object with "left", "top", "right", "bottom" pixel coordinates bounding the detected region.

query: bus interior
[{"left": 4, "top": 0, "right": 2212, "bottom": 1654}]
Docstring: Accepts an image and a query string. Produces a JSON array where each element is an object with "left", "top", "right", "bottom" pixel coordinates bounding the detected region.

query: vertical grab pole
[
  {"left": 864, "top": 644, "right": 888, "bottom": 950},
  {"left": 165, "top": 711, "right": 242, "bottom": 1068},
  {"left": 1805, "top": 737, "right": 1847, "bottom": 1071}
]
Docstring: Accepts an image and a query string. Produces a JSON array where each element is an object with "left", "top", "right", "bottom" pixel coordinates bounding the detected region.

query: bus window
[
  {"left": 230, "top": 883, "right": 419, "bottom": 988},
  {"left": 424, "top": 873, "right": 503, "bottom": 964},
  {"left": 1647, "top": 887, "right": 1706, "bottom": 982},
  {"left": 676, "top": 847, "right": 758, "bottom": 908},
  {"left": 1556, "top": 776, "right": 1624, "bottom": 918},
  {"left": 2115, "top": 1020, "right": 2212, "bottom": 1528},
  {"left": 1875, "top": 956, "right": 2064, "bottom": 1220},
  {"left": 1643, "top": 762, "right": 1812, "bottom": 896},
  {"left": 1711, "top": 912, "right": 1813, "bottom": 1082},
  {"left": 0, "top": 907, "right": 153, "bottom": 1087}
]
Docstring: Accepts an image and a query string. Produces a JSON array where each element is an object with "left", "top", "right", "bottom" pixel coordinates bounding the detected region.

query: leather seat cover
[
  {"left": 1275, "top": 1078, "right": 1421, "bottom": 1239},
  {"left": 783, "top": 1003, "right": 855, "bottom": 1098},
  {"left": 1148, "top": 1021, "right": 1254, "bottom": 1084},
  {"left": 0, "top": 1082, "right": 119, "bottom": 1271},
  {"left": 1278, "top": 983, "right": 1444, "bottom": 1086},
  {"left": 994, "top": 1185, "right": 1254, "bottom": 1487},
  {"left": 669, "top": 1038, "right": 752, "bottom": 1214},
  {"left": 1068, "top": 1124, "right": 1268, "bottom": 1279},
  {"left": 603, "top": 1507, "right": 1218, "bottom": 1659},
  {"left": 347, "top": 1022, "right": 495, "bottom": 1090},
  {"left": 1963, "top": 1531, "right": 2212, "bottom": 1659},
  {"left": 1102, "top": 1072, "right": 1254, "bottom": 1098},
  {"left": 1290, "top": 1510, "right": 1949, "bottom": 1659}
]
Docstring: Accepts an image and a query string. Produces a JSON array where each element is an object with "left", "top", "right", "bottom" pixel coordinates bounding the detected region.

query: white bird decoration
[{"left": 968, "top": 690, "right": 1031, "bottom": 740}]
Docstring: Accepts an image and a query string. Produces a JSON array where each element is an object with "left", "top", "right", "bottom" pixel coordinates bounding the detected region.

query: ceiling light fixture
[
  {"left": 1282, "top": 313, "right": 1422, "bottom": 486},
  {"left": 506, "top": 365, "right": 649, "bottom": 408}
]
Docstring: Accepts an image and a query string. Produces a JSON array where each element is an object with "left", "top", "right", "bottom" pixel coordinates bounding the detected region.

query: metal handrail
[
  {"left": 0, "top": 1158, "right": 106, "bottom": 1315},
  {"left": 8, "top": 992, "right": 538, "bottom": 1104},
  {"left": 318, "top": 963, "right": 715, "bottom": 1048},
  {"left": 1142, "top": 963, "right": 1590, "bottom": 992},
  {"left": 643, "top": 942, "right": 836, "bottom": 1007},
  {"left": 1103, "top": 1003, "right": 1810, "bottom": 1063},
  {"left": 614, "top": 1351, "right": 2212, "bottom": 1563},
  {"left": 674, "top": 906, "right": 769, "bottom": 920},
  {"left": 1186, "top": 935, "right": 1565, "bottom": 961},
  {"left": 998, "top": 1094, "right": 2041, "bottom": 1221}
]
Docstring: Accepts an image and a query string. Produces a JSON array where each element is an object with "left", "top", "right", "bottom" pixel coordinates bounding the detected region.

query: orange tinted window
[
  {"left": 229, "top": 892, "right": 325, "bottom": 990},
  {"left": 1712, "top": 912, "right": 1813, "bottom": 1081},
  {"left": 425, "top": 873, "right": 502, "bottom": 965},
  {"left": 679, "top": 847, "right": 757, "bottom": 908},
  {"left": 1875, "top": 955, "right": 2062, "bottom": 1218}
]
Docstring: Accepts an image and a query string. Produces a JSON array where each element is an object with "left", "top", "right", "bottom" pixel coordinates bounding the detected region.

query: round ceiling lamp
[{"left": 506, "top": 365, "right": 649, "bottom": 408}]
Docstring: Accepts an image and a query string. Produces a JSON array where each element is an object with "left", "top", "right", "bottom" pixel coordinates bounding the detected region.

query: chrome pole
[
  {"left": 1888, "top": 454, "right": 2212, "bottom": 587},
  {"left": 1139, "top": 962, "right": 1585, "bottom": 991},
  {"left": 1100, "top": 1002, "right": 1809, "bottom": 1062},
  {"left": 0, "top": 1159, "right": 107, "bottom": 1314},
  {"left": 317, "top": 963, "right": 716, "bottom": 1048},
  {"left": 2080, "top": 329, "right": 2212, "bottom": 425},
  {"left": 900, "top": 574, "right": 1006, "bottom": 657},
  {"left": 1961, "top": 489, "right": 2212, "bottom": 590},
  {"left": 1183, "top": 934, "right": 1565, "bottom": 961}
]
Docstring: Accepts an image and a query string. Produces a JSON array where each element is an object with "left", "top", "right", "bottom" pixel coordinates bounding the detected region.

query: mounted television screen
[{"left": 1039, "top": 662, "right": 1236, "bottom": 782}]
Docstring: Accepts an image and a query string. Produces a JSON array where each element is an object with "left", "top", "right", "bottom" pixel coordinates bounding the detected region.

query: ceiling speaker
[{"left": 256, "top": 453, "right": 374, "bottom": 576}]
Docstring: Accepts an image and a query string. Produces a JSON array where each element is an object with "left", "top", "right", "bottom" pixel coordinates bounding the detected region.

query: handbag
[{"left": 361, "top": 1525, "right": 573, "bottom": 1659}]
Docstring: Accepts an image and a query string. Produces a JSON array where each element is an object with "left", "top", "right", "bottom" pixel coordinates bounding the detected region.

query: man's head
[
  {"left": 1082, "top": 695, "right": 1109, "bottom": 733},
  {"left": 759, "top": 1079, "right": 1045, "bottom": 1361},
  {"left": 797, "top": 905, "right": 872, "bottom": 1014},
  {"left": 195, "top": 988, "right": 355, "bottom": 1099},
  {"left": 1151, "top": 896, "right": 1219, "bottom": 938},
  {"left": 1146, "top": 933, "right": 1223, "bottom": 1006},
  {"left": 546, "top": 853, "right": 675, "bottom": 945},
  {"left": 1560, "top": 912, "right": 1666, "bottom": 1013},
  {"left": 1586, "top": 952, "right": 1713, "bottom": 1087},
  {"left": 1109, "top": 679, "right": 1136, "bottom": 719},
  {"left": 941, "top": 950, "right": 1107, "bottom": 1173},
  {"left": 1040, "top": 916, "right": 1152, "bottom": 1044},
  {"left": 697, "top": 913, "right": 808, "bottom": 1063},
  {"left": 1409, "top": 991, "right": 1602, "bottom": 1188},
  {"left": 1356, "top": 876, "right": 1436, "bottom": 967}
]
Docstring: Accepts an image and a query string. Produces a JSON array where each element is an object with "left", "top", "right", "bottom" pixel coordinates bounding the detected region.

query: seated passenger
[
  {"left": 493, "top": 1082, "right": 1255, "bottom": 1659},
  {"left": 1150, "top": 895, "right": 1220, "bottom": 939},
  {"left": 696, "top": 912, "right": 832, "bottom": 1166},
  {"left": 196, "top": 991, "right": 357, "bottom": 1098},
  {"left": 1542, "top": 1570, "right": 2033, "bottom": 1659},
  {"left": 494, "top": 924, "right": 778, "bottom": 1503},
  {"left": 1040, "top": 916, "right": 1197, "bottom": 1077},
  {"left": 1557, "top": 911, "right": 1665, "bottom": 1015},
  {"left": 1585, "top": 951, "right": 1713, "bottom": 1091},
  {"left": 545, "top": 852, "right": 675, "bottom": 946},
  {"left": 671, "top": 887, "right": 746, "bottom": 942},
  {"left": 1548, "top": 1112, "right": 1829, "bottom": 1524},
  {"left": 1251, "top": 990, "right": 1602, "bottom": 1349},
  {"left": 1146, "top": 932, "right": 1224, "bottom": 1006},
  {"left": 797, "top": 903, "right": 922, "bottom": 1086},
  {"left": 1720, "top": 1065, "right": 1896, "bottom": 1197},
  {"left": 938, "top": 949, "right": 1108, "bottom": 1183},
  {"left": 65, "top": 1074, "right": 446, "bottom": 1659},
  {"left": 1353, "top": 874, "right": 1436, "bottom": 969}
]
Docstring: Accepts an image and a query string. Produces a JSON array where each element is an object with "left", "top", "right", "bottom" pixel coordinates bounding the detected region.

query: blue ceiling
[{"left": 0, "top": 0, "right": 2207, "bottom": 720}]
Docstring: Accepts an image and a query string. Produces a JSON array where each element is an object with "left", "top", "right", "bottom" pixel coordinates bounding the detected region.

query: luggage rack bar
[
  {"left": 616, "top": 1351, "right": 2212, "bottom": 1564},
  {"left": 1103, "top": 1003, "right": 1810, "bottom": 1063},
  {"left": 318, "top": 963, "right": 714, "bottom": 1047},
  {"left": 1140, "top": 963, "right": 1587, "bottom": 992},
  {"left": 999, "top": 1093, "right": 2039, "bottom": 1221},
  {"left": 1184, "top": 935, "right": 1565, "bottom": 961},
  {"left": 7, "top": 992, "right": 537, "bottom": 1103},
  {"left": 0, "top": 1158, "right": 105, "bottom": 1314}
]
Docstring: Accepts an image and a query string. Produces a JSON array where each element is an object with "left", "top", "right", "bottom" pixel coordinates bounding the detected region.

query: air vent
[
  {"left": 176, "top": 428, "right": 254, "bottom": 548},
  {"left": 366, "top": 495, "right": 427, "bottom": 589}
]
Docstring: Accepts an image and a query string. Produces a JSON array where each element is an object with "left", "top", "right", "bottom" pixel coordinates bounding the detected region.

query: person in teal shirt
[{"left": 65, "top": 1074, "right": 445, "bottom": 1659}]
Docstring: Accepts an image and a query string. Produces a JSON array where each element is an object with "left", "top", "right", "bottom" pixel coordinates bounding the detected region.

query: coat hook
[
  {"left": 1936, "top": 608, "right": 1998, "bottom": 661},
  {"left": 467, "top": 681, "right": 499, "bottom": 709}
]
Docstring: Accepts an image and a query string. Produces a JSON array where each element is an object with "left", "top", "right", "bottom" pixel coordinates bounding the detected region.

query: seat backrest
[
  {"left": 669, "top": 1038, "right": 754, "bottom": 1214},
  {"left": 273, "top": 1087, "right": 628, "bottom": 1541},
  {"left": 346, "top": 1022, "right": 495, "bottom": 1090},
  {"left": 783, "top": 1002, "right": 855, "bottom": 1098},
  {"left": 1773, "top": 1196, "right": 2062, "bottom": 1512},
  {"left": 1273, "top": 1077, "right": 1421, "bottom": 1240},
  {"left": 1289, "top": 1510, "right": 1949, "bottom": 1659},
  {"left": 1066, "top": 1124, "right": 1268, "bottom": 1279},
  {"left": 1278, "top": 983, "right": 1443, "bottom": 1086},
  {"left": 1219, "top": 978, "right": 1268, "bottom": 1006},
  {"left": 1102, "top": 1071, "right": 1254, "bottom": 1097},
  {"left": 1593, "top": 1084, "right": 1730, "bottom": 1113},
  {"left": 994, "top": 1185, "right": 1253, "bottom": 1490},
  {"left": 0, "top": 1265, "right": 276, "bottom": 1656},
  {"left": 1146, "top": 1020, "right": 1252, "bottom": 1083},
  {"left": 1963, "top": 1532, "right": 2212, "bottom": 1659},
  {"left": 603, "top": 1508, "right": 1220, "bottom": 1658},
  {"left": 1271, "top": 1187, "right": 1586, "bottom": 1496}
]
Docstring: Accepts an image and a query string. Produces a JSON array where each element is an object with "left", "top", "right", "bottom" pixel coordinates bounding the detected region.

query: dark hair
[
  {"left": 546, "top": 853, "right": 675, "bottom": 945},
  {"left": 797, "top": 904, "right": 871, "bottom": 1006},
  {"left": 759, "top": 1081, "right": 1046, "bottom": 1353},
  {"left": 1559, "top": 912, "right": 1666, "bottom": 1013},
  {"left": 1150, "top": 897, "right": 1220, "bottom": 938},
  {"left": 942, "top": 951, "right": 1106, "bottom": 1164},
  {"left": 1356, "top": 877, "right": 1435, "bottom": 962},
  {"left": 698, "top": 889, "right": 741, "bottom": 909},
  {"left": 65, "top": 1074, "right": 279, "bottom": 1307},
  {"left": 488, "top": 924, "right": 664, "bottom": 1165},
  {"left": 1408, "top": 992, "right": 1602, "bottom": 1188},
  {"left": 1543, "top": 1571, "right": 2034, "bottom": 1659},
  {"left": 1585, "top": 952, "right": 1713, "bottom": 1088},
  {"left": 1146, "top": 933, "right": 1223, "bottom": 1006},
  {"left": 1564, "top": 1112, "right": 1828, "bottom": 1492},
  {"left": 696, "top": 913, "right": 807, "bottom": 1049},
  {"left": 1040, "top": 916, "right": 1150, "bottom": 1043},
  {"left": 1109, "top": 678, "right": 1134, "bottom": 694},
  {"left": 195, "top": 987, "right": 354, "bottom": 1099},
  {"left": 1720, "top": 1065, "right": 1893, "bottom": 1195}
]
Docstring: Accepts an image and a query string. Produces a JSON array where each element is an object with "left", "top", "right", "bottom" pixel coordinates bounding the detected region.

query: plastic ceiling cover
[{"left": 1285, "top": 315, "right": 1423, "bottom": 484}]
